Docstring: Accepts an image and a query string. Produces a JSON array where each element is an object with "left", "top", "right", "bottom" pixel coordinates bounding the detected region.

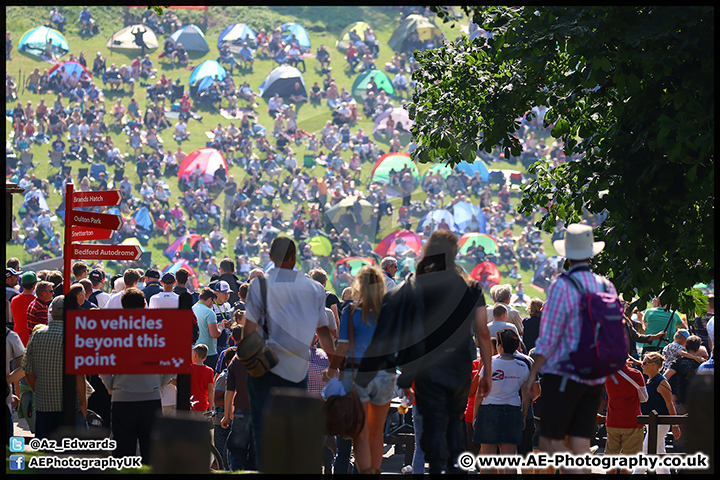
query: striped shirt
[
  {"left": 534, "top": 264, "right": 618, "bottom": 386},
  {"left": 26, "top": 298, "right": 50, "bottom": 336},
  {"left": 307, "top": 347, "right": 329, "bottom": 398},
  {"left": 21, "top": 319, "right": 79, "bottom": 412}
]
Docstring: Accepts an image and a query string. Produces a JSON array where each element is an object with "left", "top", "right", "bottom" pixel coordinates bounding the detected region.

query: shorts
[
  {"left": 538, "top": 374, "right": 603, "bottom": 440},
  {"left": 341, "top": 368, "right": 396, "bottom": 406},
  {"left": 473, "top": 404, "right": 523, "bottom": 445},
  {"left": 605, "top": 427, "right": 644, "bottom": 455}
]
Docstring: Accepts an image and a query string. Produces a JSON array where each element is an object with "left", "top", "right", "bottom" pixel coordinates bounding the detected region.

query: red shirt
[
  {"left": 26, "top": 297, "right": 50, "bottom": 337},
  {"left": 604, "top": 364, "right": 645, "bottom": 429},
  {"left": 190, "top": 363, "right": 215, "bottom": 412},
  {"left": 11, "top": 293, "right": 36, "bottom": 346},
  {"left": 464, "top": 358, "right": 482, "bottom": 423}
]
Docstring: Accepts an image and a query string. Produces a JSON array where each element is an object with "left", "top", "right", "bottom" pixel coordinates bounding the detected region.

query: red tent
[
  {"left": 375, "top": 229, "right": 423, "bottom": 258},
  {"left": 177, "top": 148, "right": 229, "bottom": 185},
  {"left": 470, "top": 262, "right": 501, "bottom": 289}
]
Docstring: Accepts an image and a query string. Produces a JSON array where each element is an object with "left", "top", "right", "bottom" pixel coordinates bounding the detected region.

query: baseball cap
[
  {"left": 6, "top": 267, "right": 21, "bottom": 279},
  {"left": 21, "top": 271, "right": 38, "bottom": 286},
  {"left": 213, "top": 280, "right": 231, "bottom": 293},
  {"left": 161, "top": 273, "right": 176, "bottom": 284},
  {"left": 145, "top": 269, "right": 161, "bottom": 279},
  {"left": 89, "top": 269, "right": 104, "bottom": 282},
  {"left": 677, "top": 329, "right": 690, "bottom": 339}
]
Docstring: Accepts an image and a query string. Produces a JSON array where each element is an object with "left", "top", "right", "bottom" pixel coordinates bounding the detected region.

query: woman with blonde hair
[{"left": 323, "top": 264, "right": 392, "bottom": 474}]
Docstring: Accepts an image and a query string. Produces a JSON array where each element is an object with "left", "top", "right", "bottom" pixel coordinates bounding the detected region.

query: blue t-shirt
[
  {"left": 192, "top": 301, "right": 218, "bottom": 356},
  {"left": 338, "top": 306, "right": 377, "bottom": 364}
]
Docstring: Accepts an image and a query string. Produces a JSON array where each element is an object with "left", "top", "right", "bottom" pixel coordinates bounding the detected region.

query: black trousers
[
  {"left": 111, "top": 399, "right": 162, "bottom": 465},
  {"left": 414, "top": 364, "right": 471, "bottom": 474}
]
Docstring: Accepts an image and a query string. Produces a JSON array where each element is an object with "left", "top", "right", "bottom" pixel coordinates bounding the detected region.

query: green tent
[
  {"left": 307, "top": 235, "right": 332, "bottom": 256},
  {"left": 370, "top": 152, "right": 420, "bottom": 184},
  {"left": 458, "top": 233, "right": 498, "bottom": 256},
  {"left": 351, "top": 69, "right": 395, "bottom": 101},
  {"left": 336, "top": 21, "right": 371, "bottom": 52},
  {"left": 387, "top": 14, "right": 441, "bottom": 53},
  {"left": 421, "top": 163, "right": 453, "bottom": 182}
]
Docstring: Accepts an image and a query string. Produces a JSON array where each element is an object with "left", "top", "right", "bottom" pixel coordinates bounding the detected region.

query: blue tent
[
  {"left": 168, "top": 24, "right": 210, "bottom": 54},
  {"left": 280, "top": 22, "right": 311, "bottom": 52},
  {"left": 455, "top": 158, "right": 490, "bottom": 182},
  {"left": 18, "top": 25, "right": 69, "bottom": 58},
  {"left": 47, "top": 61, "right": 92, "bottom": 84},
  {"left": 188, "top": 60, "right": 227, "bottom": 87},
  {"left": 416, "top": 209, "right": 458, "bottom": 234},
  {"left": 452, "top": 201, "right": 487, "bottom": 233},
  {"left": 131, "top": 206, "right": 153, "bottom": 233},
  {"left": 217, "top": 23, "right": 256, "bottom": 49}
]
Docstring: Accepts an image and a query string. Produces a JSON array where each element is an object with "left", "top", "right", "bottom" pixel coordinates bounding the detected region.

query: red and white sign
[
  {"left": 65, "top": 309, "right": 193, "bottom": 374},
  {"left": 70, "top": 226, "right": 115, "bottom": 241},
  {"left": 72, "top": 190, "right": 122, "bottom": 207},
  {"left": 72, "top": 244, "right": 143, "bottom": 261},
  {"left": 70, "top": 211, "right": 123, "bottom": 231}
]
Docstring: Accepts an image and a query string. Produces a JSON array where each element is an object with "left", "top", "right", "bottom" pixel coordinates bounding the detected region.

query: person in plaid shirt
[
  {"left": 25, "top": 281, "right": 54, "bottom": 335},
  {"left": 21, "top": 295, "right": 88, "bottom": 440},
  {"left": 522, "top": 223, "right": 615, "bottom": 474}
]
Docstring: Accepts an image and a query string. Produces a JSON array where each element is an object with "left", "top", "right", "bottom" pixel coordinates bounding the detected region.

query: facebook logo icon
[{"left": 9, "top": 455, "right": 25, "bottom": 470}]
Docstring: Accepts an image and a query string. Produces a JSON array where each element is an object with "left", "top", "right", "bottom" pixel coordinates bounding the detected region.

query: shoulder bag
[{"left": 236, "top": 275, "right": 279, "bottom": 377}]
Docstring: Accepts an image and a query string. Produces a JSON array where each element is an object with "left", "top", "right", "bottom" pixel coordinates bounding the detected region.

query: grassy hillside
[{"left": 6, "top": 6, "right": 556, "bottom": 309}]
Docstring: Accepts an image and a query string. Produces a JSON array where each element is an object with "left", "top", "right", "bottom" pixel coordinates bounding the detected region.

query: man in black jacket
[
  {"left": 211, "top": 258, "right": 241, "bottom": 305},
  {"left": 141, "top": 269, "right": 162, "bottom": 303}
]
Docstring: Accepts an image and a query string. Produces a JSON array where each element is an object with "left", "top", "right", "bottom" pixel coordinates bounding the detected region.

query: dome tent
[
  {"left": 351, "top": 69, "right": 394, "bottom": 101},
  {"left": 177, "top": 148, "right": 229, "bottom": 185},
  {"left": 47, "top": 61, "right": 92, "bottom": 85},
  {"left": 370, "top": 152, "right": 419, "bottom": 184},
  {"left": 458, "top": 232, "right": 498, "bottom": 256},
  {"left": 280, "top": 22, "right": 311, "bottom": 52},
  {"left": 188, "top": 60, "right": 227, "bottom": 87},
  {"left": 18, "top": 26, "right": 69, "bottom": 58},
  {"left": 217, "top": 23, "right": 256, "bottom": 51},
  {"left": 167, "top": 24, "right": 210, "bottom": 54},
  {"left": 336, "top": 21, "right": 371, "bottom": 52},
  {"left": 416, "top": 209, "right": 458, "bottom": 234},
  {"left": 455, "top": 158, "right": 490, "bottom": 183},
  {"left": 106, "top": 24, "right": 159, "bottom": 54},
  {"left": 373, "top": 107, "right": 414, "bottom": 135},
  {"left": 375, "top": 229, "right": 423, "bottom": 258},
  {"left": 258, "top": 65, "right": 306, "bottom": 98},
  {"left": 387, "top": 14, "right": 442, "bottom": 53}
]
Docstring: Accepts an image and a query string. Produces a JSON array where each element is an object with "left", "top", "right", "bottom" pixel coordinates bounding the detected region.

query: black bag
[{"left": 237, "top": 276, "right": 279, "bottom": 377}]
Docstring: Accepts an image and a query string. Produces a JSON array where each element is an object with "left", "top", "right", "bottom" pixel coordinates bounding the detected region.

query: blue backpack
[{"left": 557, "top": 266, "right": 628, "bottom": 381}]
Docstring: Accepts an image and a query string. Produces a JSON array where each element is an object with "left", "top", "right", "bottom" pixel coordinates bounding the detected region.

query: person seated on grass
[
  {"left": 171, "top": 42, "right": 189, "bottom": 69},
  {"left": 25, "top": 67, "right": 42, "bottom": 94},
  {"left": 289, "top": 82, "right": 307, "bottom": 103},
  {"left": 359, "top": 51, "right": 377, "bottom": 72},
  {"left": 105, "top": 63, "right": 122, "bottom": 91},
  {"left": 173, "top": 118, "right": 190, "bottom": 141},
  {"left": 140, "top": 54, "right": 157, "bottom": 79}
]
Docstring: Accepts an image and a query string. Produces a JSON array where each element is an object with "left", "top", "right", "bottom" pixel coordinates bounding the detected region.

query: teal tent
[
  {"left": 18, "top": 26, "right": 69, "bottom": 58},
  {"left": 351, "top": 69, "right": 395, "bottom": 100}
]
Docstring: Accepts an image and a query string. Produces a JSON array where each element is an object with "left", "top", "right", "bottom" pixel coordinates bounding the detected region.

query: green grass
[{"left": 7, "top": 6, "right": 555, "bottom": 307}]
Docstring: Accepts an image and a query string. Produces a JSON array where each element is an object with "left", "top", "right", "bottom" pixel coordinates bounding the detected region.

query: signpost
[
  {"left": 69, "top": 210, "right": 124, "bottom": 231},
  {"left": 70, "top": 244, "right": 143, "bottom": 261},
  {"left": 70, "top": 226, "right": 115, "bottom": 241},
  {"left": 72, "top": 190, "right": 122, "bottom": 207}
]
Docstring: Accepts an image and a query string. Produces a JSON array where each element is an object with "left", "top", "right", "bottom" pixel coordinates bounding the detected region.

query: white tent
[{"left": 106, "top": 24, "right": 159, "bottom": 53}]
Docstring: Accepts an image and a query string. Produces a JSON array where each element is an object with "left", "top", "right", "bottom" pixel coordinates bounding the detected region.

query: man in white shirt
[
  {"left": 173, "top": 119, "right": 189, "bottom": 141},
  {"left": 148, "top": 273, "right": 179, "bottom": 309},
  {"left": 268, "top": 93, "right": 283, "bottom": 118},
  {"left": 88, "top": 269, "right": 111, "bottom": 309},
  {"left": 381, "top": 256, "right": 398, "bottom": 291},
  {"left": 393, "top": 69, "right": 410, "bottom": 99},
  {"left": 260, "top": 180, "right": 275, "bottom": 208},
  {"left": 105, "top": 269, "right": 146, "bottom": 309},
  {"left": 242, "top": 237, "right": 335, "bottom": 470}
]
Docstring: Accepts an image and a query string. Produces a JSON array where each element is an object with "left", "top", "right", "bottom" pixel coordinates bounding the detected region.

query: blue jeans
[
  {"left": 246, "top": 372, "right": 308, "bottom": 471},
  {"left": 227, "top": 409, "right": 256, "bottom": 471},
  {"left": 412, "top": 405, "right": 426, "bottom": 474}
]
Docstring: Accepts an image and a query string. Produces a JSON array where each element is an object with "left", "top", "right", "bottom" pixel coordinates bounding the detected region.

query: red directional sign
[
  {"left": 70, "top": 226, "right": 115, "bottom": 241},
  {"left": 72, "top": 190, "right": 122, "bottom": 207},
  {"left": 71, "top": 244, "right": 143, "bottom": 261},
  {"left": 70, "top": 211, "right": 123, "bottom": 231}
]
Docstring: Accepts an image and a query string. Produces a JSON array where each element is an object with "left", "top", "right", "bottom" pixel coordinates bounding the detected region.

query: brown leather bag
[
  {"left": 324, "top": 306, "right": 366, "bottom": 439},
  {"left": 237, "top": 276, "right": 279, "bottom": 377}
]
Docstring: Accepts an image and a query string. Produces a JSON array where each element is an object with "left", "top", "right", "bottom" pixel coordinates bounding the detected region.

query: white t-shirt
[
  {"left": 91, "top": 289, "right": 111, "bottom": 309},
  {"left": 245, "top": 268, "right": 332, "bottom": 383},
  {"left": 6, "top": 329, "right": 25, "bottom": 407},
  {"left": 487, "top": 320, "right": 519, "bottom": 341},
  {"left": 148, "top": 291, "right": 179, "bottom": 309},
  {"left": 325, "top": 307, "right": 337, "bottom": 332},
  {"left": 104, "top": 289, "right": 147, "bottom": 309},
  {"left": 481, "top": 354, "right": 530, "bottom": 407}
]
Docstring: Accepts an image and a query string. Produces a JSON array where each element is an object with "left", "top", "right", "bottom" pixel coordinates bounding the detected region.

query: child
[{"left": 190, "top": 344, "right": 215, "bottom": 414}]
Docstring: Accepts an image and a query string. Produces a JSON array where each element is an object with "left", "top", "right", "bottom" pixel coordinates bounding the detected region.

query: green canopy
[
  {"left": 421, "top": 163, "right": 453, "bottom": 182},
  {"left": 351, "top": 69, "right": 395, "bottom": 101},
  {"left": 336, "top": 21, "right": 371, "bottom": 52},
  {"left": 307, "top": 235, "right": 332, "bottom": 256}
]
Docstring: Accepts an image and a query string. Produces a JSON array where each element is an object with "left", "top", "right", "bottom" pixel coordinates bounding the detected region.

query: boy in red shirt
[{"left": 190, "top": 344, "right": 215, "bottom": 414}]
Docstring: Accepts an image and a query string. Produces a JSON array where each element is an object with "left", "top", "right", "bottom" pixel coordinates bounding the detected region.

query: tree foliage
[{"left": 412, "top": 6, "right": 714, "bottom": 314}]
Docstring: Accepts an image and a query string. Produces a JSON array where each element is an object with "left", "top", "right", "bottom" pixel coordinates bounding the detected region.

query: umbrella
[
  {"left": 458, "top": 233, "right": 498, "bottom": 256},
  {"left": 325, "top": 196, "right": 378, "bottom": 237},
  {"left": 375, "top": 230, "right": 423, "bottom": 258},
  {"left": 307, "top": 235, "right": 332, "bottom": 256},
  {"left": 162, "top": 262, "right": 200, "bottom": 290},
  {"left": 470, "top": 262, "right": 501, "bottom": 289}
]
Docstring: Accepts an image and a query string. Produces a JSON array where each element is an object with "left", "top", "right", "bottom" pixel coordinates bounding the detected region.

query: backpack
[{"left": 556, "top": 266, "right": 628, "bottom": 381}]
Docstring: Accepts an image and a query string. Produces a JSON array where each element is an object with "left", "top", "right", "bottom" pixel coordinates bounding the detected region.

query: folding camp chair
[
  {"left": 78, "top": 167, "right": 89, "bottom": 180},
  {"left": 89, "top": 162, "right": 107, "bottom": 181},
  {"left": 49, "top": 150, "right": 65, "bottom": 168},
  {"left": 303, "top": 154, "right": 315, "bottom": 169},
  {"left": 19, "top": 152, "right": 35, "bottom": 170}
]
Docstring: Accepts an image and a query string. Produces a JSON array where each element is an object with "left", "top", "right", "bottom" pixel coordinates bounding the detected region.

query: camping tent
[
  {"left": 106, "top": 24, "right": 159, "bottom": 54},
  {"left": 130, "top": 205, "right": 153, "bottom": 233},
  {"left": 325, "top": 196, "right": 378, "bottom": 236},
  {"left": 375, "top": 229, "right": 423, "bottom": 258},
  {"left": 531, "top": 255, "right": 565, "bottom": 293},
  {"left": 280, "top": 22, "right": 311, "bottom": 52},
  {"left": 351, "top": 69, "right": 395, "bottom": 101},
  {"left": 18, "top": 26, "right": 69, "bottom": 58},
  {"left": 188, "top": 60, "right": 227, "bottom": 87},
  {"left": 161, "top": 261, "right": 200, "bottom": 290},
  {"left": 306, "top": 235, "right": 332, "bottom": 256},
  {"left": 177, "top": 148, "right": 229, "bottom": 184},
  {"left": 163, "top": 234, "right": 209, "bottom": 260},
  {"left": 336, "top": 21, "right": 371, "bottom": 51},
  {"left": 416, "top": 209, "right": 458, "bottom": 234},
  {"left": 167, "top": 24, "right": 210, "bottom": 54},
  {"left": 47, "top": 61, "right": 92, "bottom": 87},
  {"left": 372, "top": 107, "right": 414, "bottom": 135},
  {"left": 452, "top": 202, "right": 487, "bottom": 234},
  {"left": 458, "top": 232, "right": 498, "bottom": 256},
  {"left": 333, "top": 256, "right": 375, "bottom": 282},
  {"left": 455, "top": 158, "right": 490, "bottom": 183},
  {"left": 421, "top": 163, "right": 453, "bottom": 182},
  {"left": 258, "top": 65, "right": 306, "bottom": 98},
  {"left": 370, "top": 152, "right": 419, "bottom": 184},
  {"left": 387, "top": 14, "right": 442, "bottom": 53},
  {"left": 217, "top": 23, "right": 256, "bottom": 51},
  {"left": 470, "top": 262, "right": 501, "bottom": 289}
]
